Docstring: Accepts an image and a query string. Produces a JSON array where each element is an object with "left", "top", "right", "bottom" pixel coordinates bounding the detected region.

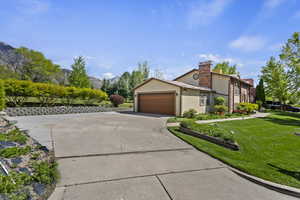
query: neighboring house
[{"left": 133, "top": 61, "right": 254, "bottom": 116}]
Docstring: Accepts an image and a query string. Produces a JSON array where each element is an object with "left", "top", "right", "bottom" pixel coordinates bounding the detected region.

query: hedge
[
  {"left": 0, "top": 80, "right": 5, "bottom": 111},
  {"left": 3, "top": 79, "right": 108, "bottom": 107}
]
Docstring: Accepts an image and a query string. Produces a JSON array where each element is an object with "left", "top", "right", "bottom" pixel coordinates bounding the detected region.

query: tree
[
  {"left": 255, "top": 79, "right": 266, "bottom": 103},
  {"left": 16, "top": 47, "right": 61, "bottom": 82},
  {"left": 212, "top": 62, "right": 238, "bottom": 75},
  {"left": 0, "top": 65, "right": 20, "bottom": 79},
  {"left": 261, "top": 57, "right": 289, "bottom": 104},
  {"left": 138, "top": 61, "right": 150, "bottom": 80},
  {"left": 280, "top": 32, "right": 300, "bottom": 100},
  {"left": 153, "top": 69, "right": 165, "bottom": 79},
  {"left": 117, "top": 72, "right": 131, "bottom": 99},
  {"left": 68, "top": 56, "right": 91, "bottom": 88}
]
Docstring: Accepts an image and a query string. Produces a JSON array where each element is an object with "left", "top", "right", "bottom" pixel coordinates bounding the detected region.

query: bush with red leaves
[{"left": 109, "top": 94, "right": 124, "bottom": 107}]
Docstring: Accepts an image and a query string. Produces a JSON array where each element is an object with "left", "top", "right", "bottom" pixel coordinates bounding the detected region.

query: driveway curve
[{"left": 11, "top": 112, "right": 297, "bottom": 200}]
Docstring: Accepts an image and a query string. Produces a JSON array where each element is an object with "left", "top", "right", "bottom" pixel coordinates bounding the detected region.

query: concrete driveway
[{"left": 11, "top": 112, "right": 297, "bottom": 200}]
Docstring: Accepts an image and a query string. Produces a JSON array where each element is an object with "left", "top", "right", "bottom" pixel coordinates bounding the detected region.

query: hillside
[{"left": 0, "top": 42, "right": 103, "bottom": 89}]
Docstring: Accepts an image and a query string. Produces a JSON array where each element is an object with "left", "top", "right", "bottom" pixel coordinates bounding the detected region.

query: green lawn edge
[{"left": 168, "top": 112, "right": 300, "bottom": 189}]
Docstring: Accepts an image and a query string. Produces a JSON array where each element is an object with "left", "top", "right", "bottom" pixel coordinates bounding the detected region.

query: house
[{"left": 133, "top": 61, "right": 254, "bottom": 116}]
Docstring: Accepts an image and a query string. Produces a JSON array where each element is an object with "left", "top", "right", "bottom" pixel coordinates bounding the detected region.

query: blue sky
[{"left": 1, "top": 0, "right": 299, "bottom": 83}]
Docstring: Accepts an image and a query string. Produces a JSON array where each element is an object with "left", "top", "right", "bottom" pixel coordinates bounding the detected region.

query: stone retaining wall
[{"left": 5, "top": 106, "right": 132, "bottom": 116}]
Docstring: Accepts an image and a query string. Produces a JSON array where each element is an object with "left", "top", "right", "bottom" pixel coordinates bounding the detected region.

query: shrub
[
  {"left": 3, "top": 80, "right": 108, "bottom": 107},
  {"left": 214, "top": 96, "right": 225, "bottom": 105},
  {"left": 0, "top": 80, "right": 5, "bottom": 111},
  {"left": 4, "top": 80, "right": 37, "bottom": 106},
  {"left": 237, "top": 103, "right": 258, "bottom": 113},
  {"left": 183, "top": 109, "right": 197, "bottom": 118},
  {"left": 79, "top": 88, "right": 107, "bottom": 105},
  {"left": 180, "top": 121, "right": 234, "bottom": 143},
  {"left": 214, "top": 105, "right": 228, "bottom": 114},
  {"left": 34, "top": 83, "right": 62, "bottom": 106},
  {"left": 32, "top": 161, "right": 59, "bottom": 184},
  {"left": 109, "top": 94, "right": 124, "bottom": 107},
  {"left": 256, "top": 100, "right": 263, "bottom": 111}
]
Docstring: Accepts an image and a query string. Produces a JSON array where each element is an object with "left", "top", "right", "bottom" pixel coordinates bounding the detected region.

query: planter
[{"left": 179, "top": 127, "right": 239, "bottom": 151}]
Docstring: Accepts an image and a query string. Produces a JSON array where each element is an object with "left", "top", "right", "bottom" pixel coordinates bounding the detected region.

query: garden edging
[
  {"left": 229, "top": 167, "right": 300, "bottom": 198},
  {"left": 179, "top": 126, "right": 239, "bottom": 150}
]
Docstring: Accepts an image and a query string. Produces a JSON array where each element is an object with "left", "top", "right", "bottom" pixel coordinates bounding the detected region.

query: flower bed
[
  {"left": 179, "top": 120, "right": 239, "bottom": 150},
  {"left": 0, "top": 117, "right": 58, "bottom": 200}
]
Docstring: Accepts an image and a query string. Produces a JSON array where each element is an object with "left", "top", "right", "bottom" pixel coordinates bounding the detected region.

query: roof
[
  {"left": 211, "top": 72, "right": 253, "bottom": 86},
  {"left": 133, "top": 78, "right": 213, "bottom": 92},
  {"left": 173, "top": 69, "right": 198, "bottom": 81},
  {"left": 173, "top": 68, "right": 253, "bottom": 86}
]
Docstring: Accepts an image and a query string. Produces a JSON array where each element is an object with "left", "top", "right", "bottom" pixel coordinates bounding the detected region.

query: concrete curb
[
  {"left": 166, "top": 112, "right": 270, "bottom": 127},
  {"left": 229, "top": 167, "right": 300, "bottom": 198}
]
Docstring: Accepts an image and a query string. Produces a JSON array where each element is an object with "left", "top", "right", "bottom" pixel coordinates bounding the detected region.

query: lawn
[
  {"left": 167, "top": 113, "right": 249, "bottom": 123},
  {"left": 168, "top": 112, "right": 300, "bottom": 188}
]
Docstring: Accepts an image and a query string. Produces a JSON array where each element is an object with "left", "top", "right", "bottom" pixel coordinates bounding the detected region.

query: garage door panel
[{"left": 138, "top": 93, "right": 175, "bottom": 115}]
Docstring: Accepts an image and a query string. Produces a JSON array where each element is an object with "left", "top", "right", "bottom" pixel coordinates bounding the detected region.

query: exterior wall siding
[
  {"left": 212, "top": 74, "right": 230, "bottom": 95},
  {"left": 175, "top": 71, "right": 199, "bottom": 86},
  {"left": 181, "top": 89, "right": 208, "bottom": 114},
  {"left": 134, "top": 79, "right": 181, "bottom": 116}
]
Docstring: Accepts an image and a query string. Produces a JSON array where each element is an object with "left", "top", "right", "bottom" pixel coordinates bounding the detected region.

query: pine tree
[
  {"left": 255, "top": 79, "right": 266, "bottom": 103},
  {"left": 68, "top": 56, "right": 91, "bottom": 88}
]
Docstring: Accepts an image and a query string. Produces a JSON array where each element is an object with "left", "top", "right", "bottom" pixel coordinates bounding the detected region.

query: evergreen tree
[
  {"left": 68, "top": 56, "right": 91, "bottom": 88},
  {"left": 255, "top": 79, "right": 266, "bottom": 103}
]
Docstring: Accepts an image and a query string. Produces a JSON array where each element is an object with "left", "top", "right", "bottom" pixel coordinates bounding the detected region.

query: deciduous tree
[{"left": 68, "top": 56, "right": 91, "bottom": 88}]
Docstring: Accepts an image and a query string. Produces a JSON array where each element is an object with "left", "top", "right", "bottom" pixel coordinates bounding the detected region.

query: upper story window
[{"left": 234, "top": 82, "right": 240, "bottom": 95}]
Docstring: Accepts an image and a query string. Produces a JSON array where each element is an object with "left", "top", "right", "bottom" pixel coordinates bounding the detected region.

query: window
[
  {"left": 200, "top": 94, "right": 208, "bottom": 106},
  {"left": 234, "top": 82, "right": 240, "bottom": 95}
]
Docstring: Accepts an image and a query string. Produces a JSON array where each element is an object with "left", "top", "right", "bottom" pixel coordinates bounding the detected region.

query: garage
[{"left": 138, "top": 93, "right": 175, "bottom": 115}]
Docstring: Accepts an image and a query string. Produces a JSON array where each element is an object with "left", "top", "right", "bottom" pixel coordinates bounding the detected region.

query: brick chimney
[
  {"left": 242, "top": 79, "right": 254, "bottom": 86},
  {"left": 198, "top": 61, "right": 212, "bottom": 88}
]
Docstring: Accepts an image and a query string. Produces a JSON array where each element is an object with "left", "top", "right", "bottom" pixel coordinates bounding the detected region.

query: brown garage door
[{"left": 138, "top": 93, "right": 175, "bottom": 115}]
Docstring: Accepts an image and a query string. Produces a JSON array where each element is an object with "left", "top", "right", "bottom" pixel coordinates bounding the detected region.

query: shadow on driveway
[{"left": 117, "top": 111, "right": 173, "bottom": 119}]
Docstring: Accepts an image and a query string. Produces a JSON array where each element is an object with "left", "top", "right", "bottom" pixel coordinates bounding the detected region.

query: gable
[{"left": 174, "top": 70, "right": 199, "bottom": 86}]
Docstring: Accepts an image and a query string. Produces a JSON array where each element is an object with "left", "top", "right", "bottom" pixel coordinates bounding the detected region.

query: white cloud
[
  {"left": 268, "top": 42, "right": 283, "bottom": 51},
  {"left": 102, "top": 72, "right": 115, "bottom": 79},
  {"left": 263, "top": 0, "right": 286, "bottom": 9},
  {"left": 229, "top": 36, "right": 267, "bottom": 52},
  {"left": 196, "top": 53, "right": 243, "bottom": 66},
  {"left": 17, "top": 0, "right": 50, "bottom": 15},
  {"left": 187, "top": 0, "right": 232, "bottom": 27}
]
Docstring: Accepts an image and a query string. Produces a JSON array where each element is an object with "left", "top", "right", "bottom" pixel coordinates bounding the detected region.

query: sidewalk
[{"left": 166, "top": 112, "right": 270, "bottom": 127}]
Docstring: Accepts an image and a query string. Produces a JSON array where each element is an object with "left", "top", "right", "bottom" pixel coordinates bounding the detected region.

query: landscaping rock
[
  {"left": 19, "top": 167, "right": 31, "bottom": 175},
  {"left": 295, "top": 132, "right": 300, "bottom": 136},
  {"left": 0, "top": 141, "right": 16, "bottom": 149},
  {"left": 33, "top": 182, "right": 46, "bottom": 196},
  {"left": 0, "top": 194, "right": 8, "bottom": 200},
  {"left": 11, "top": 157, "right": 22, "bottom": 165}
]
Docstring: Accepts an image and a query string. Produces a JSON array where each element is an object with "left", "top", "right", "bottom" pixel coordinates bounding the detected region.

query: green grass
[
  {"left": 168, "top": 112, "right": 300, "bottom": 188},
  {"left": 0, "top": 129, "right": 28, "bottom": 145},
  {"left": 0, "top": 146, "right": 31, "bottom": 158},
  {"left": 167, "top": 113, "right": 249, "bottom": 123}
]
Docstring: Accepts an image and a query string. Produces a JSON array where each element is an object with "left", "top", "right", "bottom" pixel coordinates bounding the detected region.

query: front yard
[{"left": 168, "top": 112, "right": 300, "bottom": 188}]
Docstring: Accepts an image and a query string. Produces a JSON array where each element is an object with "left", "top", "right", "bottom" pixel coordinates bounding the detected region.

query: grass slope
[{"left": 169, "top": 112, "right": 300, "bottom": 188}]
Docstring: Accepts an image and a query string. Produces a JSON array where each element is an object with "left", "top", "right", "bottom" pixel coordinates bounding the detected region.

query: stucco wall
[
  {"left": 181, "top": 89, "right": 209, "bottom": 114},
  {"left": 212, "top": 74, "right": 229, "bottom": 95},
  {"left": 134, "top": 79, "right": 181, "bottom": 116},
  {"left": 176, "top": 70, "right": 199, "bottom": 86}
]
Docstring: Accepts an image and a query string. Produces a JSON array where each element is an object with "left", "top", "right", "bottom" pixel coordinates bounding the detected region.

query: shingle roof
[
  {"left": 133, "top": 78, "right": 213, "bottom": 92},
  {"left": 164, "top": 80, "right": 213, "bottom": 91}
]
